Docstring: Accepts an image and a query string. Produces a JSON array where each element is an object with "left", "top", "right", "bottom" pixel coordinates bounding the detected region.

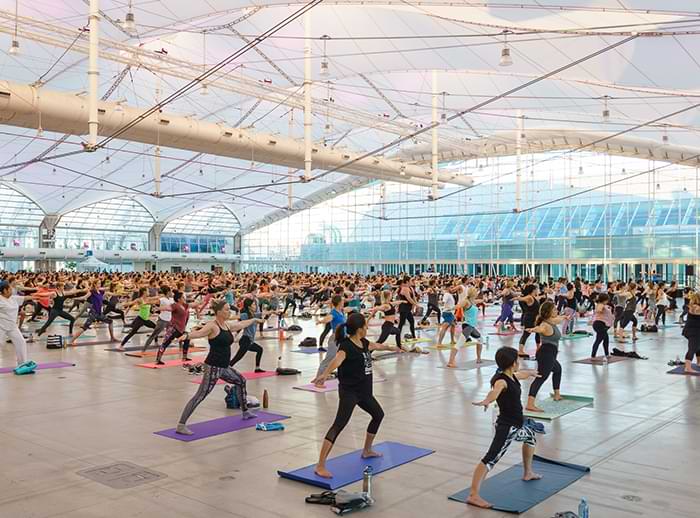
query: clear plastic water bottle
[
  {"left": 578, "top": 497, "right": 589, "bottom": 518},
  {"left": 362, "top": 465, "right": 373, "bottom": 497}
]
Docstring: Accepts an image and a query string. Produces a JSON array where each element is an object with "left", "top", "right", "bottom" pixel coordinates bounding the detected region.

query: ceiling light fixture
[
  {"left": 320, "top": 34, "right": 330, "bottom": 77},
  {"left": 123, "top": 1, "right": 136, "bottom": 34},
  {"left": 9, "top": 0, "right": 19, "bottom": 55},
  {"left": 602, "top": 95, "right": 610, "bottom": 122},
  {"left": 499, "top": 30, "right": 513, "bottom": 67}
]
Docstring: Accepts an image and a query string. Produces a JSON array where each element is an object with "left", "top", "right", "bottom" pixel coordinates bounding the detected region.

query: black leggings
[
  {"left": 319, "top": 322, "right": 331, "bottom": 347},
  {"left": 38, "top": 308, "right": 75, "bottom": 335},
  {"left": 398, "top": 309, "right": 416, "bottom": 339},
  {"left": 156, "top": 327, "right": 191, "bottom": 362},
  {"left": 324, "top": 388, "right": 384, "bottom": 444},
  {"left": 121, "top": 316, "right": 156, "bottom": 346},
  {"left": 685, "top": 335, "right": 700, "bottom": 361},
  {"left": 529, "top": 343, "right": 561, "bottom": 398},
  {"left": 518, "top": 329, "right": 540, "bottom": 347},
  {"left": 620, "top": 310, "right": 638, "bottom": 329},
  {"left": 283, "top": 299, "right": 297, "bottom": 315},
  {"left": 655, "top": 305, "right": 667, "bottom": 326},
  {"left": 105, "top": 307, "right": 126, "bottom": 323},
  {"left": 591, "top": 320, "right": 610, "bottom": 357},
  {"left": 377, "top": 321, "right": 401, "bottom": 348},
  {"left": 423, "top": 303, "right": 441, "bottom": 323},
  {"left": 230, "top": 335, "right": 263, "bottom": 368}
]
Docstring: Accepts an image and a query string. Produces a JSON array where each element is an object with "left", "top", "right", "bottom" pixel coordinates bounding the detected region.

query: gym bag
[
  {"left": 46, "top": 335, "right": 64, "bottom": 349},
  {"left": 640, "top": 323, "right": 658, "bottom": 333},
  {"left": 276, "top": 367, "right": 301, "bottom": 376},
  {"left": 287, "top": 324, "right": 302, "bottom": 332},
  {"left": 300, "top": 337, "right": 318, "bottom": 347},
  {"left": 14, "top": 360, "right": 37, "bottom": 376}
]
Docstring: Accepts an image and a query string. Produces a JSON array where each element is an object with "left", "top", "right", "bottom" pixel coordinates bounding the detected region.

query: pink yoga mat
[{"left": 0, "top": 361, "right": 75, "bottom": 374}]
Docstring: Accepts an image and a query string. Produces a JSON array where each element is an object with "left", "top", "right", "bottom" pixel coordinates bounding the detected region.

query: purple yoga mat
[
  {"left": 0, "top": 361, "right": 75, "bottom": 374},
  {"left": 154, "top": 411, "right": 290, "bottom": 442}
]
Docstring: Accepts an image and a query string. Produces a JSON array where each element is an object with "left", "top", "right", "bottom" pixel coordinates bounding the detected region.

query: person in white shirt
[
  {"left": 436, "top": 284, "right": 457, "bottom": 346},
  {"left": 141, "top": 285, "right": 174, "bottom": 353},
  {"left": 0, "top": 280, "right": 36, "bottom": 366}
]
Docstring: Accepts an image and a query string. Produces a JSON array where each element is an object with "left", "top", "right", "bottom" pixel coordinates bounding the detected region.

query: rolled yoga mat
[
  {"left": 155, "top": 411, "right": 289, "bottom": 442},
  {"left": 278, "top": 441, "right": 434, "bottom": 490},
  {"left": 447, "top": 455, "right": 590, "bottom": 514}
]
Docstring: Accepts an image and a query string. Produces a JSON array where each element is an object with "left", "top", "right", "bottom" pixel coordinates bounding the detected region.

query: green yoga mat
[{"left": 523, "top": 394, "right": 593, "bottom": 421}]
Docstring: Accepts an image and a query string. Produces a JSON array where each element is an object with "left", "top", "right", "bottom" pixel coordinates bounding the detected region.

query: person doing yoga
[
  {"left": 436, "top": 284, "right": 457, "bottom": 347},
  {"left": 312, "top": 312, "right": 401, "bottom": 478},
  {"left": 467, "top": 346, "right": 541, "bottom": 509},
  {"left": 681, "top": 292, "right": 700, "bottom": 374},
  {"left": 174, "top": 300, "right": 264, "bottom": 435},
  {"left": 516, "top": 285, "right": 540, "bottom": 358},
  {"left": 315, "top": 295, "right": 349, "bottom": 385},
  {"left": 371, "top": 290, "right": 402, "bottom": 350},
  {"left": 590, "top": 293, "right": 613, "bottom": 360},
  {"left": 229, "top": 297, "right": 267, "bottom": 372},
  {"left": 447, "top": 287, "right": 482, "bottom": 368},
  {"left": 524, "top": 301, "right": 569, "bottom": 412}
]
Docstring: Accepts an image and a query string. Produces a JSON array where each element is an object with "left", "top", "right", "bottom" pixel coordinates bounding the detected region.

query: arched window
[
  {"left": 0, "top": 184, "right": 43, "bottom": 248},
  {"left": 161, "top": 205, "right": 240, "bottom": 254},
  {"left": 56, "top": 197, "right": 154, "bottom": 251}
]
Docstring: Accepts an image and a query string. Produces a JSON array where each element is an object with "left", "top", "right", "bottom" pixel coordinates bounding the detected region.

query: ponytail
[
  {"left": 535, "top": 300, "right": 555, "bottom": 325},
  {"left": 334, "top": 322, "right": 348, "bottom": 343}
]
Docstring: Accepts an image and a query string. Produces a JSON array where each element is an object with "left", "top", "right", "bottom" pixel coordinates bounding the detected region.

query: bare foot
[
  {"left": 526, "top": 404, "right": 544, "bottom": 412},
  {"left": 476, "top": 358, "right": 482, "bottom": 364},
  {"left": 523, "top": 471, "right": 542, "bottom": 481},
  {"left": 466, "top": 495, "right": 493, "bottom": 509},
  {"left": 314, "top": 466, "right": 333, "bottom": 478},
  {"left": 314, "top": 381, "right": 326, "bottom": 388},
  {"left": 552, "top": 394, "right": 563, "bottom": 402},
  {"left": 445, "top": 362, "right": 457, "bottom": 369},
  {"left": 362, "top": 450, "right": 383, "bottom": 459}
]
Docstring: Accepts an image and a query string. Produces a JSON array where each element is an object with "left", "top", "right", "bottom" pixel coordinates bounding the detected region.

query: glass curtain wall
[
  {"left": 161, "top": 205, "right": 240, "bottom": 254},
  {"left": 55, "top": 197, "right": 153, "bottom": 251},
  {"left": 242, "top": 151, "right": 700, "bottom": 281},
  {"left": 0, "top": 184, "right": 43, "bottom": 271}
]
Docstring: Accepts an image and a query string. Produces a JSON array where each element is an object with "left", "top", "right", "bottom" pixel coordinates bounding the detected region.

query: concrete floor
[{"left": 1, "top": 307, "right": 698, "bottom": 518}]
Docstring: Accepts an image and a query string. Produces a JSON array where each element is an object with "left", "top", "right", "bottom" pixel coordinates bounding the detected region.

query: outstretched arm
[{"left": 472, "top": 380, "right": 506, "bottom": 411}]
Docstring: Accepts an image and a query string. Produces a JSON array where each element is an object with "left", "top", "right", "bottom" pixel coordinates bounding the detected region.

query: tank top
[
  {"left": 206, "top": 323, "right": 234, "bottom": 368},
  {"left": 519, "top": 298, "right": 539, "bottom": 326},
  {"left": 138, "top": 303, "right": 151, "bottom": 320},
  {"left": 384, "top": 304, "right": 396, "bottom": 317},
  {"left": 399, "top": 290, "right": 412, "bottom": 312},
  {"left": 540, "top": 321, "right": 561, "bottom": 348},
  {"left": 493, "top": 372, "right": 524, "bottom": 428},
  {"left": 53, "top": 293, "right": 67, "bottom": 312}
]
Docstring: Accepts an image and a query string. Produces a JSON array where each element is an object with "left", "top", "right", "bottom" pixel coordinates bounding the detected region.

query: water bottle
[
  {"left": 485, "top": 336, "right": 490, "bottom": 347},
  {"left": 362, "top": 465, "right": 373, "bottom": 497},
  {"left": 277, "top": 356, "right": 282, "bottom": 370},
  {"left": 578, "top": 497, "right": 589, "bottom": 518}
]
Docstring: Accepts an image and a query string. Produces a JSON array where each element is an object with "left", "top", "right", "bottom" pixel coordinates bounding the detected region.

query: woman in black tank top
[
  {"left": 174, "top": 300, "right": 264, "bottom": 436},
  {"left": 372, "top": 290, "right": 402, "bottom": 350},
  {"left": 468, "top": 347, "right": 540, "bottom": 509}
]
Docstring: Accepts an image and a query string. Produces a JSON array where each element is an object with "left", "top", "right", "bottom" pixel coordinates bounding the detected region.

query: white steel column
[
  {"left": 288, "top": 109, "right": 294, "bottom": 209},
  {"left": 154, "top": 74, "right": 161, "bottom": 196},
  {"left": 87, "top": 0, "right": 100, "bottom": 149},
  {"left": 431, "top": 70, "right": 438, "bottom": 200},
  {"left": 303, "top": 11, "right": 312, "bottom": 182},
  {"left": 515, "top": 110, "right": 523, "bottom": 211}
]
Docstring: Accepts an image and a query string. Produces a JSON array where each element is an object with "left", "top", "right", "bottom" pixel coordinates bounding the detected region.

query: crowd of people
[{"left": 0, "top": 269, "right": 696, "bottom": 508}]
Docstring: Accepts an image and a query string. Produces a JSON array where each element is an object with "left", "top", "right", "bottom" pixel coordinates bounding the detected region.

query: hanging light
[
  {"left": 499, "top": 30, "right": 513, "bottom": 67},
  {"left": 602, "top": 95, "right": 610, "bottom": 122},
  {"left": 662, "top": 125, "right": 669, "bottom": 144},
  {"left": 9, "top": 0, "right": 19, "bottom": 55},
  {"left": 200, "top": 83, "right": 209, "bottom": 96},
  {"left": 123, "top": 1, "right": 136, "bottom": 33},
  {"left": 320, "top": 34, "right": 330, "bottom": 77},
  {"left": 578, "top": 165, "right": 584, "bottom": 175},
  {"left": 200, "top": 33, "right": 208, "bottom": 95}
]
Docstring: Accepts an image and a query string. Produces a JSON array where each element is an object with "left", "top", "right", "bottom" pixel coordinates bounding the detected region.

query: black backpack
[
  {"left": 287, "top": 324, "right": 302, "bottom": 332},
  {"left": 640, "top": 323, "right": 658, "bottom": 333},
  {"left": 300, "top": 337, "right": 318, "bottom": 347}
]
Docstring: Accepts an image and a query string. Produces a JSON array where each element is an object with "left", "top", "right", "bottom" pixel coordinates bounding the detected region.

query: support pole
[
  {"left": 154, "top": 74, "right": 161, "bottom": 196},
  {"left": 431, "top": 70, "right": 439, "bottom": 200},
  {"left": 515, "top": 110, "right": 523, "bottom": 211},
  {"left": 87, "top": 0, "right": 100, "bottom": 149},
  {"left": 303, "top": 11, "right": 312, "bottom": 182},
  {"left": 288, "top": 109, "right": 294, "bottom": 210}
]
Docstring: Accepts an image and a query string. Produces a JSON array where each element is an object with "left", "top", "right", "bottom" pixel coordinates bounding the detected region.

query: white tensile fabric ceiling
[{"left": 0, "top": 0, "right": 699, "bottom": 231}]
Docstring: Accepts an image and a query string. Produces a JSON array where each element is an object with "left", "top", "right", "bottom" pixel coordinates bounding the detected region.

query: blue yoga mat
[
  {"left": 448, "top": 455, "right": 590, "bottom": 514},
  {"left": 667, "top": 364, "right": 700, "bottom": 376},
  {"left": 278, "top": 441, "right": 434, "bottom": 490}
]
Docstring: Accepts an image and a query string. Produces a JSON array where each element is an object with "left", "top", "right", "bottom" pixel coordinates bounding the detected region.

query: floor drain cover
[
  {"left": 622, "top": 495, "right": 642, "bottom": 502},
  {"left": 77, "top": 462, "right": 167, "bottom": 489}
]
